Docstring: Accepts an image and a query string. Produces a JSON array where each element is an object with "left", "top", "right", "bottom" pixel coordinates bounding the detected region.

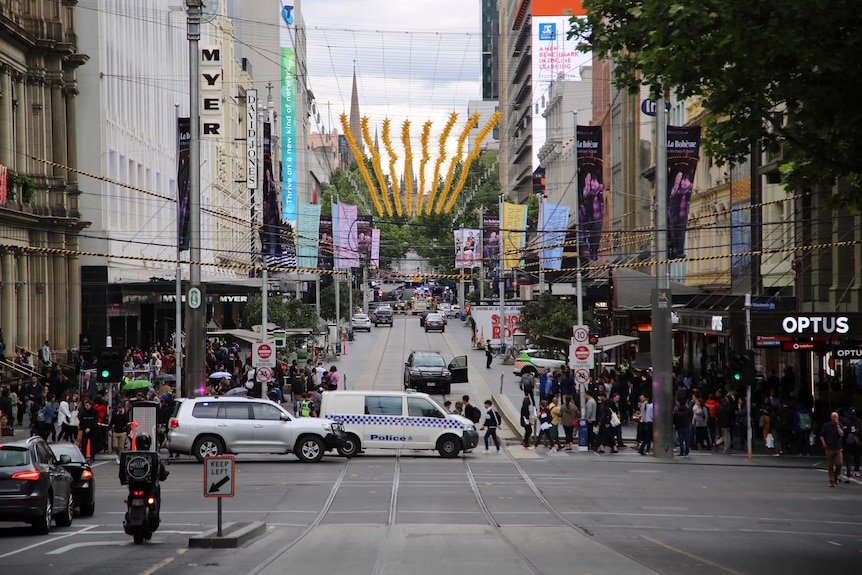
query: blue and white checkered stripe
[{"left": 330, "top": 414, "right": 464, "bottom": 430}]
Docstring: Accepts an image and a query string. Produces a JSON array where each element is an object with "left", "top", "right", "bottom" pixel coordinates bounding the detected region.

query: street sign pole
[{"left": 204, "top": 455, "right": 236, "bottom": 537}]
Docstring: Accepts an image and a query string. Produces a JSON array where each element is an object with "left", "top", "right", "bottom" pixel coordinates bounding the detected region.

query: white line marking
[
  {"left": 47, "top": 541, "right": 128, "bottom": 555},
  {"left": 0, "top": 524, "right": 98, "bottom": 559}
]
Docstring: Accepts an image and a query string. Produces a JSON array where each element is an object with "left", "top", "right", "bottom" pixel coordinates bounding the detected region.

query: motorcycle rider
[{"left": 130, "top": 433, "right": 169, "bottom": 515}]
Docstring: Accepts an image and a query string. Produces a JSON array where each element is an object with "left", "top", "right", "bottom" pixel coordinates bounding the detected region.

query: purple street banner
[
  {"left": 666, "top": 126, "right": 701, "bottom": 260},
  {"left": 337, "top": 202, "right": 359, "bottom": 269},
  {"left": 177, "top": 117, "right": 191, "bottom": 251},
  {"left": 482, "top": 212, "right": 500, "bottom": 274},
  {"left": 541, "top": 203, "right": 569, "bottom": 270},
  {"left": 297, "top": 202, "right": 321, "bottom": 269},
  {"left": 318, "top": 215, "right": 334, "bottom": 271},
  {"left": 371, "top": 228, "right": 380, "bottom": 269},
  {"left": 577, "top": 125, "right": 603, "bottom": 262},
  {"left": 454, "top": 228, "right": 480, "bottom": 269}
]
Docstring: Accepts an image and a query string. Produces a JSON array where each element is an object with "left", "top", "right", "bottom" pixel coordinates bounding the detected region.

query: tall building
[
  {"left": 0, "top": 1, "right": 86, "bottom": 362},
  {"left": 482, "top": 0, "right": 500, "bottom": 101}
]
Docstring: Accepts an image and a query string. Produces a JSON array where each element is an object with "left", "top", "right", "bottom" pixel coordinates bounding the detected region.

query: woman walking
[{"left": 520, "top": 397, "right": 533, "bottom": 449}]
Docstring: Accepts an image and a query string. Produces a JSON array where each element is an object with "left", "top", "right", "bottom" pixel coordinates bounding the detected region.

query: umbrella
[
  {"left": 122, "top": 380, "right": 153, "bottom": 391},
  {"left": 225, "top": 387, "right": 248, "bottom": 396},
  {"left": 153, "top": 374, "right": 176, "bottom": 382},
  {"left": 209, "top": 371, "right": 233, "bottom": 379}
]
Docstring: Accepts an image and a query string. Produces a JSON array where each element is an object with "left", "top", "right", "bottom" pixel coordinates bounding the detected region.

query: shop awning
[{"left": 596, "top": 335, "right": 638, "bottom": 352}]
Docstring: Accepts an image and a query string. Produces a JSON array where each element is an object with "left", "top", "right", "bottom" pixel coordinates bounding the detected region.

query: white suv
[{"left": 167, "top": 396, "right": 345, "bottom": 463}]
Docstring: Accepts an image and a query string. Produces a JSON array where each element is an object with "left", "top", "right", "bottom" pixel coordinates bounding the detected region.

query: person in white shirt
[{"left": 637, "top": 393, "right": 654, "bottom": 455}]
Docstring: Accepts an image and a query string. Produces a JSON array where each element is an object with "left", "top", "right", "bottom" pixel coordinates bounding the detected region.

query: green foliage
[
  {"left": 242, "top": 295, "right": 318, "bottom": 332},
  {"left": 6, "top": 171, "right": 36, "bottom": 203},
  {"left": 572, "top": 0, "right": 862, "bottom": 211},
  {"left": 518, "top": 292, "right": 593, "bottom": 351},
  {"left": 319, "top": 280, "right": 362, "bottom": 322}
]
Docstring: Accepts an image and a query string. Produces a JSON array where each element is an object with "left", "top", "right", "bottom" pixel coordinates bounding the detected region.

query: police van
[{"left": 319, "top": 390, "right": 479, "bottom": 458}]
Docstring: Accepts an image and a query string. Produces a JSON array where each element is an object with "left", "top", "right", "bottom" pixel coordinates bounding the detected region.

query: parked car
[
  {"left": 447, "top": 304, "right": 461, "bottom": 318},
  {"left": 371, "top": 305, "right": 393, "bottom": 327},
  {"left": 49, "top": 443, "right": 96, "bottom": 517},
  {"left": 0, "top": 436, "right": 75, "bottom": 533},
  {"left": 351, "top": 313, "right": 372, "bottom": 332},
  {"left": 512, "top": 349, "right": 568, "bottom": 377},
  {"left": 424, "top": 312, "right": 446, "bottom": 332},
  {"left": 403, "top": 350, "right": 468, "bottom": 394},
  {"left": 167, "top": 396, "right": 346, "bottom": 463}
]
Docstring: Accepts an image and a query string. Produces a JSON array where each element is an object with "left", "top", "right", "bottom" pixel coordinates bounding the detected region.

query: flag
[
  {"left": 541, "top": 203, "right": 569, "bottom": 270},
  {"left": 297, "top": 202, "right": 321, "bottom": 269},
  {"left": 502, "top": 202, "right": 527, "bottom": 270}
]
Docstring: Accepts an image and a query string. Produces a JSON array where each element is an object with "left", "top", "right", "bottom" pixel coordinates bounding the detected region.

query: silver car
[
  {"left": 351, "top": 313, "right": 372, "bottom": 332},
  {"left": 166, "top": 396, "right": 345, "bottom": 463}
]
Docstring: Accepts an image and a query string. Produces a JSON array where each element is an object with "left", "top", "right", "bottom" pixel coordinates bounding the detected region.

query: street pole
[
  {"left": 651, "top": 90, "right": 674, "bottom": 459},
  {"left": 184, "top": 0, "right": 205, "bottom": 398},
  {"left": 498, "top": 194, "right": 505, "bottom": 353},
  {"left": 537, "top": 193, "right": 545, "bottom": 295},
  {"left": 745, "top": 293, "right": 753, "bottom": 458},
  {"left": 479, "top": 208, "right": 485, "bottom": 302},
  {"left": 174, "top": 103, "right": 183, "bottom": 397},
  {"left": 458, "top": 223, "right": 465, "bottom": 317}
]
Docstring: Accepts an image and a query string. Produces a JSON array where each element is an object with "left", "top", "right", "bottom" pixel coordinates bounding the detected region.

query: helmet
[{"left": 136, "top": 433, "right": 152, "bottom": 451}]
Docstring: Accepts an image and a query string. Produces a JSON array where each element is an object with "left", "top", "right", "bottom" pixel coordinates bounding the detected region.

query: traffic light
[
  {"left": 99, "top": 347, "right": 124, "bottom": 383},
  {"left": 589, "top": 335, "right": 599, "bottom": 345},
  {"left": 729, "top": 350, "right": 756, "bottom": 384}
]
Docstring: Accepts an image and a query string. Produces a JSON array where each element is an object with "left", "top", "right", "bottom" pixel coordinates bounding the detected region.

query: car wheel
[
  {"left": 134, "top": 533, "right": 145, "bottom": 544},
  {"left": 193, "top": 436, "right": 225, "bottom": 463},
  {"left": 337, "top": 434, "right": 361, "bottom": 458},
  {"left": 56, "top": 492, "right": 74, "bottom": 527},
  {"left": 442, "top": 327, "right": 445, "bottom": 333},
  {"left": 295, "top": 435, "right": 325, "bottom": 463},
  {"left": 32, "top": 492, "right": 52, "bottom": 534},
  {"left": 442, "top": 385, "right": 451, "bottom": 395},
  {"left": 437, "top": 435, "right": 461, "bottom": 458},
  {"left": 425, "top": 328, "right": 429, "bottom": 332}
]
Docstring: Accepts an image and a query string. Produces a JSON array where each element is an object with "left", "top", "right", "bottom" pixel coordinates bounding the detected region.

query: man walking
[
  {"left": 821, "top": 411, "right": 845, "bottom": 487},
  {"left": 637, "top": 393, "right": 654, "bottom": 455},
  {"left": 481, "top": 400, "right": 502, "bottom": 453}
]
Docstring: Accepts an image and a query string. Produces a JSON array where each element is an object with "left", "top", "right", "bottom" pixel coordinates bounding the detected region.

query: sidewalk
[{"left": 483, "top": 352, "right": 829, "bottom": 470}]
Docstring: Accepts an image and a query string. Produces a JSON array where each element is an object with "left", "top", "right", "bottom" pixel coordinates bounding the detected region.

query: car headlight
[
  {"left": 442, "top": 369, "right": 451, "bottom": 378},
  {"left": 464, "top": 424, "right": 476, "bottom": 432},
  {"left": 410, "top": 369, "right": 421, "bottom": 377}
]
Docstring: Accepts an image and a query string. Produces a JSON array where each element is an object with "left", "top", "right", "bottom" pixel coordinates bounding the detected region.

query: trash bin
[
  {"left": 335, "top": 343, "right": 342, "bottom": 356},
  {"left": 348, "top": 329, "right": 354, "bottom": 342}
]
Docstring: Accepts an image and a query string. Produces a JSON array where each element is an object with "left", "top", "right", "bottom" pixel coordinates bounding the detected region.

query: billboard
[
  {"left": 176, "top": 118, "right": 191, "bottom": 251},
  {"left": 280, "top": 8, "right": 297, "bottom": 225},
  {"left": 297, "top": 202, "right": 320, "bottom": 269},
  {"left": 454, "top": 228, "right": 480, "bottom": 269},
  {"left": 531, "top": 1, "right": 589, "bottom": 170},
  {"left": 470, "top": 304, "right": 525, "bottom": 346},
  {"left": 502, "top": 203, "right": 527, "bottom": 270},
  {"left": 541, "top": 203, "right": 569, "bottom": 270},
  {"left": 482, "top": 212, "right": 500, "bottom": 274},
  {"left": 577, "top": 125, "right": 603, "bottom": 261},
  {"left": 318, "top": 215, "right": 334, "bottom": 271},
  {"left": 666, "top": 126, "right": 702, "bottom": 260}
]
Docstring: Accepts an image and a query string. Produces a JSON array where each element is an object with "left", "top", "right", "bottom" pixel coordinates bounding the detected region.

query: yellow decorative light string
[
  {"left": 426, "top": 112, "right": 458, "bottom": 215},
  {"left": 436, "top": 113, "right": 479, "bottom": 214},
  {"left": 401, "top": 120, "right": 414, "bottom": 217},
  {"left": 338, "top": 114, "right": 384, "bottom": 216},
  {"left": 417, "top": 120, "right": 432, "bottom": 214},
  {"left": 381, "top": 119, "right": 403, "bottom": 216},
  {"left": 361, "top": 117, "right": 393, "bottom": 216},
  {"left": 445, "top": 111, "right": 501, "bottom": 213}
]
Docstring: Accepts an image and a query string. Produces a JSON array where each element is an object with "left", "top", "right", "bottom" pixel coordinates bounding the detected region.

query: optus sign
[{"left": 781, "top": 316, "right": 849, "bottom": 335}]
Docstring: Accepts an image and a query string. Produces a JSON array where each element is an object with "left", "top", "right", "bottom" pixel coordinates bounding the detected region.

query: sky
[{"left": 300, "top": 0, "right": 483, "bottom": 151}]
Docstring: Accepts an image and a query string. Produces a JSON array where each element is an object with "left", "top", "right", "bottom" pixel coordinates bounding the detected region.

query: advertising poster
[
  {"left": 666, "top": 126, "right": 702, "bottom": 260},
  {"left": 470, "top": 304, "right": 525, "bottom": 346},
  {"left": 337, "top": 202, "right": 359, "bottom": 269},
  {"left": 261, "top": 122, "right": 282, "bottom": 266},
  {"left": 176, "top": 117, "right": 191, "bottom": 251},
  {"left": 454, "top": 228, "right": 480, "bottom": 269},
  {"left": 371, "top": 228, "right": 380, "bottom": 269},
  {"left": 280, "top": 6, "right": 297, "bottom": 225},
  {"left": 357, "top": 214, "right": 373, "bottom": 264},
  {"left": 317, "top": 215, "right": 334, "bottom": 271},
  {"left": 297, "top": 202, "right": 321, "bottom": 269},
  {"left": 541, "top": 203, "right": 569, "bottom": 270},
  {"left": 482, "top": 212, "right": 500, "bottom": 274},
  {"left": 531, "top": 0, "right": 589, "bottom": 170},
  {"left": 502, "top": 202, "right": 527, "bottom": 270},
  {"left": 577, "top": 125, "right": 603, "bottom": 261},
  {"left": 0, "top": 165, "right": 8, "bottom": 206}
]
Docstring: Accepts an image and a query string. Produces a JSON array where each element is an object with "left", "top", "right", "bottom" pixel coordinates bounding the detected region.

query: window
[
  {"left": 0, "top": 448, "right": 29, "bottom": 467},
  {"left": 220, "top": 403, "right": 250, "bottom": 420},
  {"left": 365, "top": 396, "right": 402, "bottom": 416},
  {"left": 192, "top": 403, "right": 219, "bottom": 419},
  {"left": 407, "top": 397, "right": 443, "bottom": 418},
  {"left": 252, "top": 403, "right": 284, "bottom": 421}
]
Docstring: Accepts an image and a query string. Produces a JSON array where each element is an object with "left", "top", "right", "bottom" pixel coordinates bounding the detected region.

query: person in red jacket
[
  {"left": 93, "top": 393, "right": 109, "bottom": 454},
  {"left": 704, "top": 393, "right": 720, "bottom": 447}
]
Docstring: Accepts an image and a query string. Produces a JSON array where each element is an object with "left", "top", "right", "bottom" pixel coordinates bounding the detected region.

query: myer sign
[{"left": 781, "top": 316, "right": 850, "bottom": 335}]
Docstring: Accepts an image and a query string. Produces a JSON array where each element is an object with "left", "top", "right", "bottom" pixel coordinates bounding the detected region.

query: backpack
[
  {"left": 465, "top": 404, "right": 481, "bottom": 423},
  {"left": 520, "top": 373, "right": 534, "bottom": 391},
  {"left": 798, "top": 412, "right": 812, "bottom": 431},
  {"left": 489, "top": 408, "right": 502, "bottom": 427}
]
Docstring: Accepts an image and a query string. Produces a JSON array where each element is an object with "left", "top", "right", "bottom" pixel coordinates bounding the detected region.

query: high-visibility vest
[{"left": 300, "top": 400, "right": 312, "bottom": 417}]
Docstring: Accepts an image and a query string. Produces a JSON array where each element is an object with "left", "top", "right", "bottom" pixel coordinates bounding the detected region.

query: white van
[{"left": 319, "top": 390, "right": 479, "bottom": 458}]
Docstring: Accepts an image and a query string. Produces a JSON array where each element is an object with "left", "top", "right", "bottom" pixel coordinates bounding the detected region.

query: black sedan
[
  {"left": 424, "top": 313, "right": 446, "bottom": 332},
  {"left": 50, "top": 443, "right": 96, "bottom": 517},
  {"left": 0, "top": 436, "right": 74, "bottom": 533}
]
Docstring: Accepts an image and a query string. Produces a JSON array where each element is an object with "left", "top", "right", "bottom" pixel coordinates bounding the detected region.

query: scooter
[{"left": 124, "top": 482, "right": 160, "bottom": 544}]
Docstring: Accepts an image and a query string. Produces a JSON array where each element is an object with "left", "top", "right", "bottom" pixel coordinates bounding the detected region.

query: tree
[
  {"left": 571, "top": 0, "right": 862, "bottom": 210},
  {"left": 319, "top": 280, "right": 362, "bottom": 322},
  {"left": 241, "top": 296, "right": 319, "bottom": 351},
  {"left": 518, "top": 292, "right": 593, "bottom": 352}
]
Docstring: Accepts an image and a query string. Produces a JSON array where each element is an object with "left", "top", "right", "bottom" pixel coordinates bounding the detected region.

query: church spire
[{"left": 348, "top": 63, "right": 363, "bottom": 163}]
